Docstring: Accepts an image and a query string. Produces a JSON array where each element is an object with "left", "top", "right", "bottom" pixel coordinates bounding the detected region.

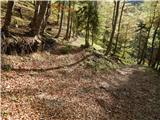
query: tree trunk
[
  {"left": 64, "top": 1, "right": 71, "bottom": 40},
  {"left": 91, "top": 29, "right": 94, "bottom": 46},
  {"left": 139, "top": 1, "right": 157, "bottom": 65},
  {"left": 121, "top": 24, "right": 128, "bottom": 58},
  {"left": 57, "top": 1, "right": 61, "bottom": 24},
  {"left": 33, "top": 1, "right": 49, "bottom": 36},
  {"left": 152, "top": 39, "right": 160, "bottom": 69},
  {"left": 112, "top": 1, "right": 116, "bottom": 28},
  {"left": 55, "top": 1, "right": 65, "bottom": 38},
  {"left": 68, "top": 2, "right": 75, "bottom": 39},
  {"left": 40, "top": 1, "right": 51, "bottom": 34},
  {"left": 137, "top": 30, "right": 142, "bottom": 64},
  {"left": 84, "top": 4, "right": 90, "bottom": 48},
  {"left": 85, "top": 22, "right": 90, "bottom": 48},
  {"left": 105, "top": 1, "right": 120, "bottom": 55},
  {"left": 68, "top": 13, "right": 73, "bottom": 39},
  {"left": 2, "top": 1, "right": 14, "bottom": 36},
  {"left": 29, "top": 1, "right": 40, "bottom": 30},
  {"left": 113, "top": 1, "right": 125, "bottom": 55},
  {"left": 149, "top": 19, "right": 160, "bottom": 66}
]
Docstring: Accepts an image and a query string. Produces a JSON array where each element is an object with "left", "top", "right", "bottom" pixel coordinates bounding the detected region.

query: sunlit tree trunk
[
  {"left": 149, "top": 19, "right": 160, "bottom": 66},
  {"left": 113, "top": 1, "right": 125, "bottom": 55},
  {"left": 2, "top": 1, "right": 14, "bottom": 36},
  {"left": 91, "top": 1, "right": 98, "bottom": 46},
  {"left": 84, "top": 3, "right": 90, "bottom": 48},
  {"left": 55, "top": 1, "right": 65, "bottom": 38},
  {"left": 40, "top": 1, "right": 51, "bottom": 34},
  {"left": 105, "top": 1, "right": 120, "bottom": 55},
  {"left": 33, "top": 1, "right": 49, "bottom": 36},
  {"left": 103, "top": 1, "right": 116, "bottom": 44},
  {"left": 68, "top": 15, "right": 73, "bottom": 39},
  {"left": 137, "top": 30, "right": 142, "bottom": 64},
  {"left": 57, "top": 1, "right": 61, "bottom": 24},
  {"left": 139, "top": 1, "right": 157, "bottom": 65},
  {"left": 122, "top": 24, "right": 128, "bottom": 58},
  {"left": 64, "top": 1, "right": 71, "bottom": 40},
  {"left": 68, "top": 2, "right": 75, "bottom": 39},
  {"left": 112, "top": 1, "right": 116, "bottom": 28},
  {"left": 152, "top": 38, "right": 160, "bottom": 69},
  {"left": 85, "top": 17, "right": 90, "bottom": 48}
]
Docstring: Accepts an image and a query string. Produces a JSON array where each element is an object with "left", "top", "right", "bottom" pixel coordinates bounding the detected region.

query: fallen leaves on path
[{"left": 1, "top": 51, "right": 160, "bottom": 120}]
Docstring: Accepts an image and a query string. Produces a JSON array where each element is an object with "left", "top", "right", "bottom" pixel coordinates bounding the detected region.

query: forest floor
[{"left": 1, "top": 48, "right": 160, "bottom": 120}]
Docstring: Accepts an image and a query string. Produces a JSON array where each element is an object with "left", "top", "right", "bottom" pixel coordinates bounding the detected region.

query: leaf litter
[{"left": 1, "top": 50, "right": 160, "bottom": 120}]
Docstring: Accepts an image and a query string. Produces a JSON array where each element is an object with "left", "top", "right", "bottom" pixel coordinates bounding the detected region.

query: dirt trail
[{"left": 1, "top": 52, "right": 160, "bottom": 120}]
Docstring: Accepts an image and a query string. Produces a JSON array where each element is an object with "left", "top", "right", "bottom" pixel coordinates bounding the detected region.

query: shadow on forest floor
[
  {"left": 2, "top": 65, "right": 160, "bottom": 119},
  {"left": 11, "top": 54, "right": 91, "bottom": 72}
]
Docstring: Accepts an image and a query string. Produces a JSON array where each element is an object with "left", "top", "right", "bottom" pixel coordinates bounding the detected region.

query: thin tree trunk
[
  {"left": 149, "top": 20, "right": 160, "bottom": 66},
  {"left": 139, "top": 1, "right": 157, "bottom": 65},
  {"left": 2, "top": 1, "right": 14, "bottom": 36},
  {"left": 152, "top": 39, "right": 160, "bottom": 69},
  {"left": 68, "top": 13, "right": 73, "bottom": 39},
  {"left": 122, "top": 25, "right": 128, "bottom": 58},
  {"left": 112, "top": 1, "right": 116, "bottom": 28},
  {"left": 137, "top": 30, "right": 142, "bottom": 64},
  {"left": 105, "top": 1, "right": 120, "bottom": 55},
  {"left": 57, "top": 1, "right": 61, "bottom": 24},
  {"left": 29, "top": 1, "right": 40, "bottom": 30},
  {"left": 40, "top": 1, "right": 51, "bottom": 34},
  {"left": 64, "top": 1, "right": 71, "bottom": 40},
  {"left": 85, "top": 16, "right": 90, "bottom": 48},
  {"left": 91, "top": 29, "right": 94, "bottom": 46},
  {"left": 55, "top": 1, "right": 65, "bottom": 38},
  {"left": 113, "top": 1, "right": 125, "bottom": 55},
  {"left": 103, "top": 1, "right": 116, "bottom": 44},
  {"left": 68, "top": 1, "right": 75, "bottom": 39}
]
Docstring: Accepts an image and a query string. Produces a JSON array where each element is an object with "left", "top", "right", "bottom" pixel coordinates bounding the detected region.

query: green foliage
[
  {"left": 75, "top": 1, "right": 99, "bottom": 40},
  {"left": 60, "top": 45, "right": 72, "bottom": 54},
  {"left": 85, "top": 56, "right": 119, "bottom": 71},
  {"left": 2, "top": 64, "right": 12, "bottom": 71},
  {"left": 1, "top": 110, "right": 9, "bottom": 118}
]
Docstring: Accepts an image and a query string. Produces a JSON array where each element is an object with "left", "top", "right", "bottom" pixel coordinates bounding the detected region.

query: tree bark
[
  {"left": 40, "top": 1, "right": 51, "bottom": 34},
  {"left": 57, "top": 1, "right": 61, "bottom": 24},
  {"left": 139, "top": 1, "right": 157, "bottom": 64},
  {"left": 113, "top": 1, "right": 125, "bottom": 55},
  {"left": 149, "top": 19, "right": 160, "bottom": 66},
  {"left": 33, "top": 1, "right": 49, "bottom": 36},
  {"left": 84, "top": 3, "right": 90, "bottom": 48},
  {"left": 137, "top": 30, "right": 142, "bottom": 64},
  {"left": 105, "top": 1, "right": 120, "bottom": 55},
  {"left": 55, "top": 1, "right": 65, "bottom": 38},
  {"left": 85, "top": 20, "right": 90, "bottom": 48},
  {"left": 68, "top": 2, "right": 75, "bottom": 39},
  {"left": 152, "top": 38, "right": 160, "bottom": 69},
  {"left": 112, "top": 1, "right": 116, "bottom": 28},
  {"left": 64, "top": 1, "right": 71, "bottom": 40},
  {"left": 29, "top": 1, "right": 40, "bottom": 30},
  {"left": 122, "top": 24, "right": 128, "bottom": 58},
  {"left": 2, "top": 1, "right": 14, "bottom": 36}
]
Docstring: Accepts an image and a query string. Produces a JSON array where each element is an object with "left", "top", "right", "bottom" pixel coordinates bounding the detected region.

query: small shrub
[
  {"left": 1, "top": 110, "right": 9, "bottom": 117},
  {"left": 60, "top": 45, "right": 72, "bottom": 54},
  {"left": 2, "top": 64, "right": 12, "bottom": 71}
]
